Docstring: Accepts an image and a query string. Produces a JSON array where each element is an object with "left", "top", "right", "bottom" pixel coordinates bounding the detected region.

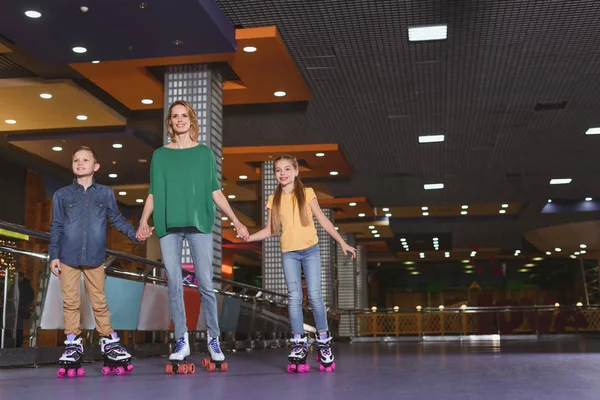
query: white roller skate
[
  {"left": 287, "top": 334, "right": 309, "bottom": 373},
  {"left": 166, "top": 332, "right": 195, "bottom": 374},
  {"left": 57, "top": 334, "right": 85, "bottom": 378},
  {"left": 315, "top": 331, "right": 336, "bottom": 372},
  {"left": 202, "top": 334, "right": 227, "bottom": 372},
  {"left": 99, "top": 332, "right": 133, "bottom": 376}
]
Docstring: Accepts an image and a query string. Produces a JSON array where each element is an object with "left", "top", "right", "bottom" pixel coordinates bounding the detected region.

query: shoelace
[
  {"left": 209, "top": 338, "right": 222, "bottom": 354},
  {"left": 174, "top": 336, "right": 186, "bottom": 352}
]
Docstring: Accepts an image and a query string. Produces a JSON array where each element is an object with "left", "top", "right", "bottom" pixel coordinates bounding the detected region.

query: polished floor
[{"left": 2, "top": 339, "right": 600, "bottom": 399}]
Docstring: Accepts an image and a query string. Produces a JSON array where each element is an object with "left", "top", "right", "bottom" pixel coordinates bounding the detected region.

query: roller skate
[
  {"left": 315, "top": 331, "right": 336, "bottom": 372},
  {"left": 202, "top": 334, "right": 227, "bottom": 372},
  {"left": 286, "top": 334, "right": 309, "bottom": 373},
  {"left": 166, "top": 332, "right": 195, "bottom": 374},
  {"left": 57, "top": 334, "right": 85, "bottom": 378},
  {"left": 99, "top": 332, "right": 134, "bottom": 376}
]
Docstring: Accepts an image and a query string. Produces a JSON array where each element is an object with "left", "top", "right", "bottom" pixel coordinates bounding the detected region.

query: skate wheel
[
  {"left": 207, "top": 362, "right": 216, "bottom": 372},
  {"left": 220, "top": 362, "right": 228, "bottom": 372},
  {"left": 202, "top": 358, "right": 209, "bottom": 368},
  {"left": 316, "top": 355, "right": 320, "bottom": 362},
  {"left": 126, "top": 364, "right": 134, "bottom": 373},
  {"left": 166, "top": 364, "right": 174, "bottom": 374},
  {"left": 57, "top": 368, "right": 66, "bottom": 378},
  {"left": 77, "top": 368, "right": 85, "bottom": 377},
  {"left": 188, "top": 363, "right": 196, "bottom": 374},
  {"left": 287, "top": 364, "right": 297, "bottom": 373},
  {"left": 115, "top": 366, "right": 125, "bottom": 376},
  {"left": 101, "top": 366, "right": 111, "bottom": 375},
  {"left": 331, "top": 362, "right": 336, "bottom": 371},
  {"left": 319, "top": 364, "right": 325, "bottom": 372},
  {"left": 298, "top": 364, "right": 306, "bottom": 373},
  {"left": 67, "top": 369, "right": 76, "bottom": 378},
  {"left": 305, "top": 364, "right": 310, "bottom": 372},
  {"left": 325, "top": 366, "right": 332, "bottom": 372},
  {"left": 181, "top": 364, "right": 188, "bottom": 374}
]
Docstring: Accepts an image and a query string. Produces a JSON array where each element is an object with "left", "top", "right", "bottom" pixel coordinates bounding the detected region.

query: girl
[
  {"left": 246, "top": 155, "right": 356, "bottom": 372},
  {"left": 136, "top": 100, "right": 249, "bottom": 368}
]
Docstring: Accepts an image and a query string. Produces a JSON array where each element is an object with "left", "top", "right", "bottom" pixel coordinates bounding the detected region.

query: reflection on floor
[{"left": 2, "top": 339, "right": 600, "bottom": 399}]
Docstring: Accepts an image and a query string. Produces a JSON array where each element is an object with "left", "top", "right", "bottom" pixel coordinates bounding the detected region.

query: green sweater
[{"left": 149, "top": 144, "right": 220, "bottom": 238}]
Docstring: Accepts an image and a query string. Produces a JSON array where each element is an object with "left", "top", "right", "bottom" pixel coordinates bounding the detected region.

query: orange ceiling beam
[{"left": 69, "top": 27, "right": 310, "bottom": 110}]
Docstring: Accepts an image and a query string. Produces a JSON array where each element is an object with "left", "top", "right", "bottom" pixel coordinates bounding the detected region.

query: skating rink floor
[{"left": 2, "top": 340, "right": 600, "bottom": 399}]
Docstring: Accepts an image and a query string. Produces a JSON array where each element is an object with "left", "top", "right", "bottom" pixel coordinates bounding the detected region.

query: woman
[{"left": 137, "top": 100, "right": 249, "bottom": 365}]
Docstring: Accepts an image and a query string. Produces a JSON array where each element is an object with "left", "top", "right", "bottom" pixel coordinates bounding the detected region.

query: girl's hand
[{"left": 341, "top": 242, "right": 357, "bottom": 259}]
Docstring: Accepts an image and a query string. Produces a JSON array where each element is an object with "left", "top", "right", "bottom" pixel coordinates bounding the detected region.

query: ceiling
[{"left": 1, "top": 0, "right": 600, "bottom": 267}]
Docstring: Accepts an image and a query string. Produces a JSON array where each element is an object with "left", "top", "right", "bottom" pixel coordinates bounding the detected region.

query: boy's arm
[
  {"left": 106, "top": 189, "right": 139, "bottom": 242},
  {"left": 48, "top": 191, "right": 64, "bottom": 261}
]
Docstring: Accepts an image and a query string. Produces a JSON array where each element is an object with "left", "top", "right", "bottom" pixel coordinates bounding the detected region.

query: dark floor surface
[{"left": 2, "top": 339, "right": 599, "bottom": 399}]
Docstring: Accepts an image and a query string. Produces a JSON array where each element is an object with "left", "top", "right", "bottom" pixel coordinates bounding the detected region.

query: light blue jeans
[
  {"left": 159, "top": 229, "right": 219, "bottom": 338},
  {"left": 282, "top": 244, "right": 329, "bottom": 335}
]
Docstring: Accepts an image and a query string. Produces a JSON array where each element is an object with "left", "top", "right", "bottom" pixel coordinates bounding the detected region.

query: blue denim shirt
[{"left": 48, "top": 179, "right": 138, "bottom": 267}]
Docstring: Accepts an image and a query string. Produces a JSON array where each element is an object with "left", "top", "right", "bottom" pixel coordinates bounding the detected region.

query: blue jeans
[
  {"left": 282, "top": 244, "right": 329, "bottom": 335},
  {"left": 159, "top": 229, "right": 219, "bottom": 338}
]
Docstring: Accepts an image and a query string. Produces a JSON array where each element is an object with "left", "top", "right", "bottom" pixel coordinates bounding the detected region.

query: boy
[{"left": 48, "top": 145, "right": 152, "bottom": 376}]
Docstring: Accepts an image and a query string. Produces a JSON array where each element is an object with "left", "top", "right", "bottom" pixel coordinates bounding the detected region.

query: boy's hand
[
  {"left": 234, "top": 221, "right": 249, "bottom": 241},
  {"left": 50, "top": 259, "right": 61, "bottom": 277},
  {"left": 136, "top": 221, "right": 154, "bottom": 242}
]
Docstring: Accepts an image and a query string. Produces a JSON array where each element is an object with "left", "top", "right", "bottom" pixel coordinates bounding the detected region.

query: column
[
  {"left": 261, "top": 160, "right": 285, "bottom": 294},
  {"left": 163, "top": 64, "right": 224, "bottom": 284},
  {"left": 355, "top": 245, "right": 368, "bottom": 309},
  {"left": 315, "top": 208, "right": 335, "bottom": 308},
  {"left": 337, "top": 232, "right": 357, "bottom": 336}
]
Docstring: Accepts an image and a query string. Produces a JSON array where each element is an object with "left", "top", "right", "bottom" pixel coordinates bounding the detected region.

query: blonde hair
[
  {"left": 270, "top": 155, "right": 310, "bottom": 235},
  {"left": 165, "top": 100, "right": 199, "bottom": 143}
]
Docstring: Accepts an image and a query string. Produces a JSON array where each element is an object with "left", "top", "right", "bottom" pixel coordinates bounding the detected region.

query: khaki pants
[{"left": 59, "top": 263, "right": 113, "bottom": 336}]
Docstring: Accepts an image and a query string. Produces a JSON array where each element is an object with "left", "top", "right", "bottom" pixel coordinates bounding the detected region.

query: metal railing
[{"left": 0, "top": 221, "right": 340, "bottom": 366}]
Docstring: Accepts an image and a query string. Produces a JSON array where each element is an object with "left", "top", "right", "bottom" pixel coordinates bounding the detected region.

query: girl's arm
[
  {"left": 309, "top": 198, "right": 357, "bottom": 258},
  {"left": 247, "top": 209, "right": 273, "bottom": 242}
]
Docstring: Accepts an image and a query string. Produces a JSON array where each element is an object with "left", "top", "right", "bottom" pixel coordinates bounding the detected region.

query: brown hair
[
  {"left": 270, "top": 155, "right": 310, "bottom": 234},
  {"left": 72, "top": 146, "right": 99, "bottom": 164},
  {"left": 165, "top": 100, "right": 199, "bottom": 143}
]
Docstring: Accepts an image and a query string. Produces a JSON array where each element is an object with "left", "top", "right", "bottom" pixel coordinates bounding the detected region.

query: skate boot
[
  {"left": 99, "top": 332, "right": 133, "bottom": 375},
  {"left": 57, "top": 334, "right": 85, "bottom": 378},
  {"left": 166, "top": 332, "right": 195, "bottom": 374},
  {"left": 202, "top": 334, "right": 227, "bottom": 372},
  {"left": 286, "top": 334, "right": 309, "bottom": 373},
  {"left": 315, "top": 331, "right": 336, "bottom": 372}
]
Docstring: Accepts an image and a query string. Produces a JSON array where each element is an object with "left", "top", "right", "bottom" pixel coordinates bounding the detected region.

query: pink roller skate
[
  {"left": 315, "top": 331, "right": 336, "bottom": 372},
  {"left": 99, "top": 332, "right": 134, "bottom": 376},
  {"left": 286, "top": 334, "right": 310, "bottom": 373},
  {"left": 57, "top": 334, "right": 85, "bottom": 378}
]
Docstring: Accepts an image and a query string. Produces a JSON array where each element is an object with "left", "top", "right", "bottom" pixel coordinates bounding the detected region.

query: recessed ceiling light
[
  {"left": 461, "top": 205, "right": 468, "bottom": 209},
  {"left": 141, "top": 99, "right": 154, "bottom": 105},
  {"left": 92, "top": 60, "right": 100, "bottom": 64},
  {"left": 52, "top": 146, "right": 62, "bottom": 152},
  {"left": 72, "top": 47, "right": 87, "bottom": 54},
  {"left": 108, "top": 173, "right": 118, "bottom": 178},
  {"left": 228, "top": 195, "right": 236, "bottom": 199},
  {"left": 118, "top": 191, "right": 127, "bottom": 196},
  {"left": 222, "top": 216, "right": 228, "bottom": 221},
  {"left": 368, "top": 225, "right": 375, "bottom": 229},
  {"left": 575, "top": 252, "right": 581, "bottom": 256},
  {"left": 76, "top": 115, "right": 88, "bottom": 121},
  {"left": 501, "top": 204, "right": 509, "bottom": 208},
  {"left": 40, "top": 93, "right": 52, "bottom": 99},
  {"left": 585, "top": 197, "right": 592, "bottom": 201},
  {"left": 499, "top": 209, "right": 506, "bottom": 214},
  {"left": 239, "top": 175, "right": 248, "bottom": 180},
  {"left": 172, "top": 40, "right": 183, "bottom": 46},
  {"left": 136, "top": 198, "right": 144, "bottom": 203},
  {"left": 546, "top": 251, "right": 552, "bottom": 255},
  {"left": 547, "top": 199, "right": 552, "bottom": 203},
  {"left": 422, "top": 212, "right": 429, "bottom": 216},
  {"left": 316, "top": 152, "right": 325, "bottom": 157},
  {"left": 371, "top": 230, "right": 378, "bottom": 234},
  {"left": 25, "top": 10, "right": 42, "bottom": 18},
  {"left": 444, "top": 252, "right": 450, "bottom": 257},
  {"left": 335, "top": 227, "right": 339, "bottom": 230},
  {"left": 585, "top": 127, "right": 600, "bottom": 135},
  {"left": 408, "top": 24, "right": 448, "bottom": 42},
  {"left": 112, "top": 143, "right": 123, "bottom": 149},
  {"left": 581, "top": 244, "right": 587, "bottom": 249},
  {"left": 422, "top": 206, "right": 429, "bottom": 210},
  {"left": 138, "top": 159, "right": 147, "bottom": 163},
  {"left": 418, "top": 134, "right": 445, "bottom": 143},
  {"left": 555, "top": 247, "right": 561, "bottom": 252},
  {"left": 461, "top": 210, "right": 468, "bottom": 215},
  {"left": 243, "top": 46, "right": 257, "bottom": 53},
  {"left": 382, "top": 208, "right": 389, "bottom": 212},
  {"left": 4, "top": 119, "right": 16, "bottom": 124},
  {"left": 385, "top": 213, "right": 392, "bottom": 217},
  {"left": 358, "top": 213, "right": 365, "bottom": 217},
  {"left": 349, "top": 202, "right": 357, "bottom": 206},
  {"left": 581, "top": 250, "right": 587, "bottom": 254},
  {"left": 274, "top": 91, "right": 286, "bottom": 97},
  {"left": 424, "top": 183, "right": 444, "bottom": 190},
  {"left": 433, "top": 237, "right": 439, "bottom": 241},
  {"left": 329, "top": 171, "right": 339, "bottom": 176},
  {"left": 550, "top": 178, "right": 572, "bottom": 185},
  {"left": 374, "top": 234, "right": 380, "bottom": 238}
]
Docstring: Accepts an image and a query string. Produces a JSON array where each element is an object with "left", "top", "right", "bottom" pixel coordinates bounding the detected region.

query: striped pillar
[
  {"left": 261, "top": 160, "right": 284, "bottom": 294},
  {"left": 315, "top": 208, "right": 335, "bottom": 308},
  {"left": 337, "top": 232, "right": 357, "bottom": 336},
  {"left": 163, "top": 64, "right": 223, "bottom": 284},
  {"left": 355, "top": 245, "right": 368, "bottom": 309}
]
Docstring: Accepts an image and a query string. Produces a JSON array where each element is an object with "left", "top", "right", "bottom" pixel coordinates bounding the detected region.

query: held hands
[
  {"left": 234, "top": 220, "right": 250, "bottom": 241},
  {"left": 50, "top": 259, "right": 61, "bottom": 277},
  {"left": 341, "top": 242, "right": 357, "bottom": 259},
  {"left": 136, "top": 220, "right": 155, "bottom": 242}
]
